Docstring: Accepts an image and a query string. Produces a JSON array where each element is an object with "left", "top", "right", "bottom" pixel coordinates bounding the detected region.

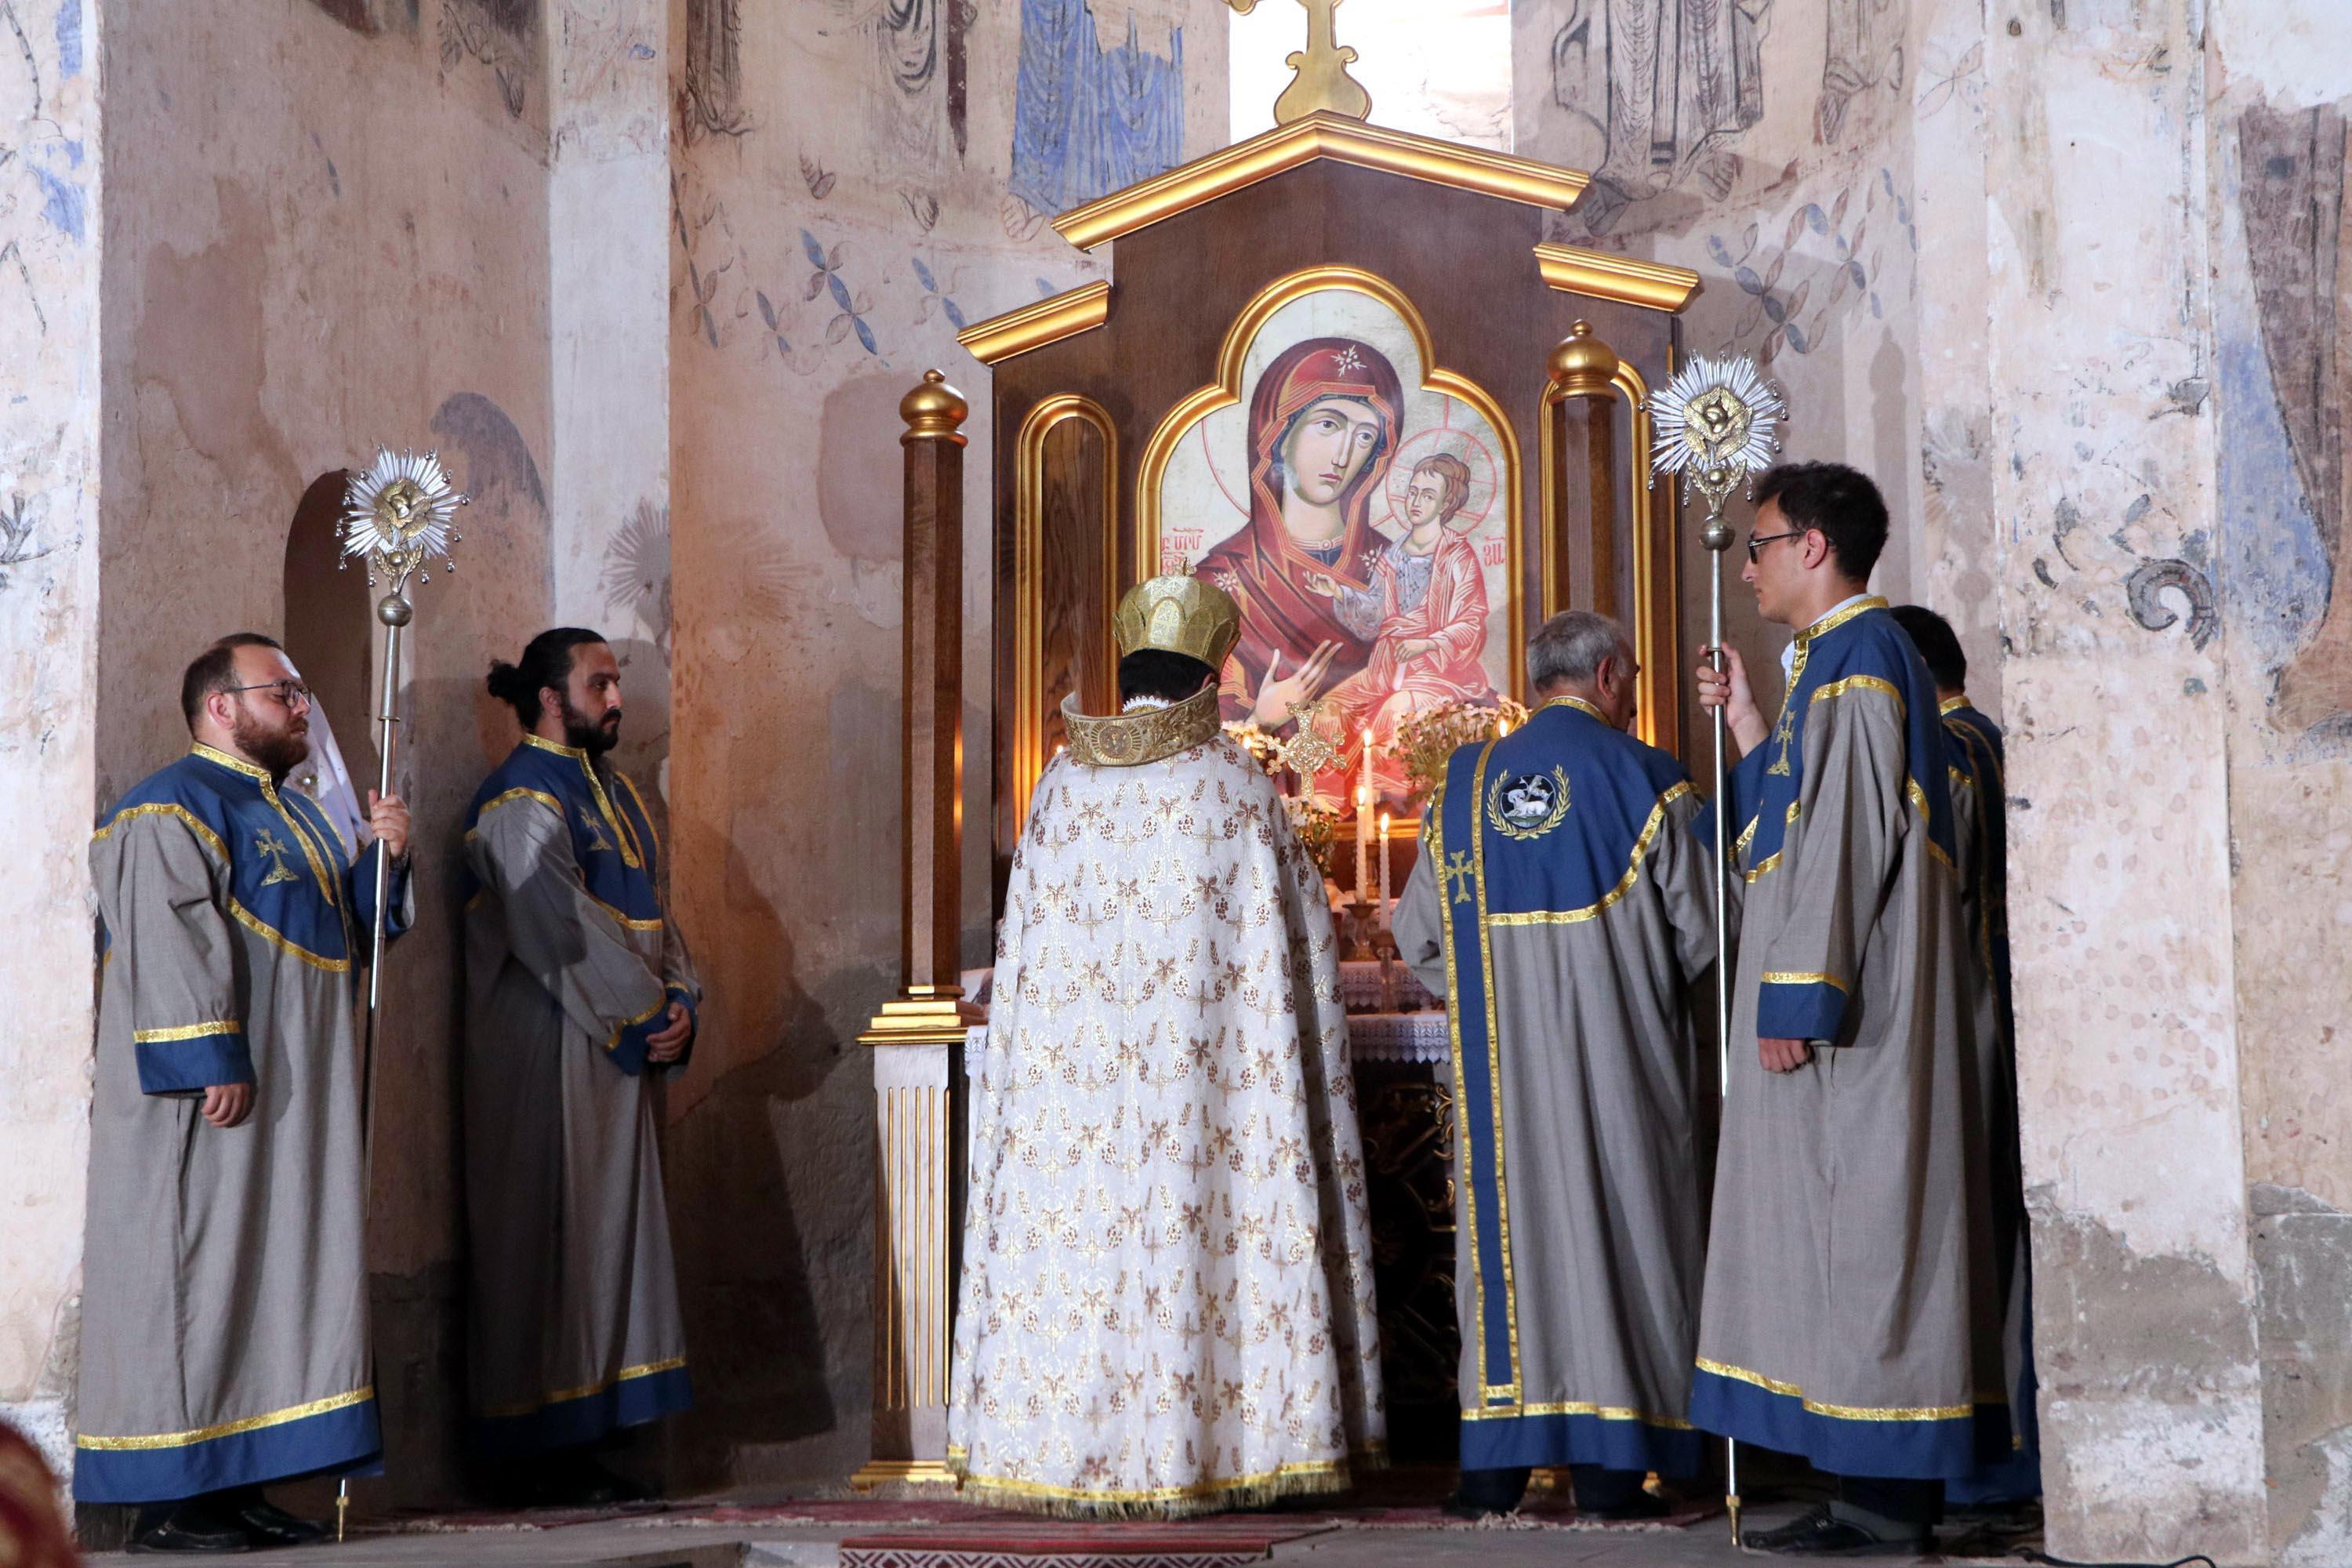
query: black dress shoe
[
  {"left": 1741, "top": 1502, "right": 1931, "bottom": 1555},
  {"left": 128, "top": 1500, "right": 256, "bottom": 1554},
  {"left": 231, "top": 1493, "right": 331, "bottom": 1546}
]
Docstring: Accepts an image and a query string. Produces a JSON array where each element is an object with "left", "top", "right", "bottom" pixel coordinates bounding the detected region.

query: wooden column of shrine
[{"left": 853, "top": 371, "right": 981, "bottom": 1491}]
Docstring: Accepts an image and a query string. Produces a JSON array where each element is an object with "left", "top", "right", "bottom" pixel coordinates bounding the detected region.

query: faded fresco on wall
[
  {"left": 2233, "top": 97, "right": 2352, "bottom": 738},
  {"left": 1157, "top": 290, "right": 1512, "bottom": 808},
  {"left": 1006, "top": 0, "right": 1189, "bottom": 237}
]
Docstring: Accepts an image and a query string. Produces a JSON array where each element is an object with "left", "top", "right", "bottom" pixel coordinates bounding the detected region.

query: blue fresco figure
[{"left": 1010, "top": 0, "right": 1186, "bottom": 218}]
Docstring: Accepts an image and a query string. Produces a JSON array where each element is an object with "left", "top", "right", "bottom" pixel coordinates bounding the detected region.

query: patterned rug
[{"left": 836, "top": 1524, "right": 1327, "bottom": 1568}]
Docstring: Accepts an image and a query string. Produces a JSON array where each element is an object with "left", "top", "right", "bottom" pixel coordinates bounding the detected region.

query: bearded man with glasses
[{"left": 76, "top": 633, "right": 412, "bottom": 1552}]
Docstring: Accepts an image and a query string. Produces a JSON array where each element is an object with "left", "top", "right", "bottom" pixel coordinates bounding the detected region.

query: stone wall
[
  {"left": 2203, "top": 7, "right": 2352, "bottom": 1561},
  {"left": 661, "top": 0, "right": 1229, "bottom": 1488},
  {"left": 0, "top": 0, "right": 100, "bottom": 1490},
  {"left": 1511, "top": 0, "right": 1972, "bottom": 760},
  {"left": 1503, "top": 2, "right": 2352, "bottom": 1562}
]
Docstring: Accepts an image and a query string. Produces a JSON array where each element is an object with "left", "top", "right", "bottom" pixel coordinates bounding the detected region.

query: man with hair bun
[
  {"left": 1393, "top": 610, "right": 1716, "bottom": 1522},
  {"left": 459, "top": 629, "right": 699, "bottom": 1504}
]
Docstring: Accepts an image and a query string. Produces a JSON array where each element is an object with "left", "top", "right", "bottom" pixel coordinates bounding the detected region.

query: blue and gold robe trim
[
  {"left": 1704, "top": 598, "right": 1959, "bottom": 1043},
  {"left": 460, "top": 736, "right": 688, "bottom": 1075},
  {"left": 95, "top": 746, "right": 409, "bottom": 1094},
  {"left": 74, "top": 1385, "right": 382, "bottom": 1504},
  {"left": 1433, "top": 697, "right": 1703, "bottom": 1474},
  {"left": 1689, "top": 1359, "right": 2009, "bottom": 1482},
  {"left": 467, "top": 1359, "right": 692, "bottom": 1456}
]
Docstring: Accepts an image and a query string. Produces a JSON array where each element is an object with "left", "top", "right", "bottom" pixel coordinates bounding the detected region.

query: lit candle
[
  {"left": 1355, "top": 784, "right": 1372, "bottom": 902},
  {"left": 1497, "top": 716, "right": 1512, "bottom": 738},
  {"left": 1378, "top": 811, "right": 1392, "bottom": 915}
]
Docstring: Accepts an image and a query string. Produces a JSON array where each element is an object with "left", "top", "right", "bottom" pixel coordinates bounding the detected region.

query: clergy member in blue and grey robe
[
  {"left": 1693, "top": 466, "right": 2007, "bottom": 1556},
  {"left": 1893, "top": 603, "right": 2038, "bottom": 1508},
  {"left": 1394, "top": 611, "right": 1718, "bottom": 1523},
  {"left": 78, "top": 634, "right": 411, "bottom": 1554},
  {"left": 460, "top": 629, "right": 699, "bottom": 1505}
]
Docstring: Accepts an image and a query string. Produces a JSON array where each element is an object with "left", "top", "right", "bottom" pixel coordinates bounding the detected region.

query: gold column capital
[
  {"left": 1548, "top": 321, "right": 1622, "bottom": 401},
  {"left": 901, "top": 369, "right": 970, "bottom": 445}
]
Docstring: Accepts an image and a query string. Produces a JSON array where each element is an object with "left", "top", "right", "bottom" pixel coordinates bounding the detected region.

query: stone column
[
  {"left": 546, "top": 0, "right": 670, "bottom": 781},
  {"left": 0, "top": 0, "right": 102, "bottom": 1493},
  {"left": 1984, "top": 3, "right": 2267, "bottom": 1561},
  {"left": 855, "top": 372, "right": 982, "bottom": 1489}
]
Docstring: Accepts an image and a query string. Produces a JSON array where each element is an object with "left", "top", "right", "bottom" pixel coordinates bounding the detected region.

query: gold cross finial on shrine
[{"left": 1226, "top": 0, "right": 1374, "bottom": 125}]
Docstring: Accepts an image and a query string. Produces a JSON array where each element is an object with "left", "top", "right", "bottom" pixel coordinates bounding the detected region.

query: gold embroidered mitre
[{"left": 1112, "top": 575, "right": 1242, "bottom": 672}]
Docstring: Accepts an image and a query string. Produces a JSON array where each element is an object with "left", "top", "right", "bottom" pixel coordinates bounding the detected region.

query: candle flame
[
  {"left": 1379, "top": 811, "right": 1392, "bottom": 833},
  {"left": 1497, "top": 717, "right": 1512, "bottom": 737}
]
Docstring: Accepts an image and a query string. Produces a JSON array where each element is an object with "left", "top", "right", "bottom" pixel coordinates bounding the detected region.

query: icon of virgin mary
[{"left": 1194, "top": 336, "right": 1404, "bottom": 731}]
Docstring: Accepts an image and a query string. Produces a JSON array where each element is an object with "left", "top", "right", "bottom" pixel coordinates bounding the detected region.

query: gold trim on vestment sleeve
[
  {"left": 75, "top": 1386, "right": 374, "bottom": 1450},
  {"left": 93, "top": 802, "right": 230, "bottom": 861},
  {"left": 1759, "top": 971, "right": 1848, "bottom": 992},
  {"left": 132, "top": 1019, "right": 241, "bottom": 1044},
  {"left": 1810, "top": 673, "right": 1905, "bottom": 720},
  {"left": 604, "top": 993, "right": 669, "bottom": 1052}
]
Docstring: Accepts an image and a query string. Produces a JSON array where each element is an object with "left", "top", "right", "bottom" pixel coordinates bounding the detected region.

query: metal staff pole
[
  {"left": 360, "top": 591, "right": 408, "bottom": 1156},
  {"left": 1702, "top": 511, "right": 1738, "bottom": 1544},
  {"left": 1643, "top": 357, "right": 1784, "bottom": 1549},
  {"left": 334, "top": 449, "right": 467, "bottom": 1544}
]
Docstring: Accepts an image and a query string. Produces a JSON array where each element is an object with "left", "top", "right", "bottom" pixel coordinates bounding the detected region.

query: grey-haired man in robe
[
  {"left": 78, "top": 633, "right": 412, "bottom": 1553},
  {"left": 1394, "top": 611, "right": 1718, "bottom": 1522}
]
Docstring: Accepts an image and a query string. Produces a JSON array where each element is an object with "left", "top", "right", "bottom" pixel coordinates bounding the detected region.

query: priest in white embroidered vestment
[{"left": 948, "top": 575, "right": 1385, "bottom": 1517}]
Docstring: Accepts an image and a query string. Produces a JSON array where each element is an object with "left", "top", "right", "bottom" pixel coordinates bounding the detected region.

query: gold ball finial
[
  {"left": 1548, "top": 321, "right": 1621, "bottom": 401},
  {"left": 901, "top": 368, "right": 970, "bottom": 444}
]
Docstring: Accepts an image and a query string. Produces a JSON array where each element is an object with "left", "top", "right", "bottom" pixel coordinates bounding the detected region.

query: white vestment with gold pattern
[{"left": 948, "top": 699, "right": 1385, "bottom": 1516}]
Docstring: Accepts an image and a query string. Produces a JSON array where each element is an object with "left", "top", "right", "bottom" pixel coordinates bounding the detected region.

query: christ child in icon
[{"left": 1305, "top": 450, "right": 1494, "bottom": 764}]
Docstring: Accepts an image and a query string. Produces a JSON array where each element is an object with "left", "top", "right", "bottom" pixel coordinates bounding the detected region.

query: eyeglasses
[
  {"left": 224, "top": 681, "right": 314, "bottom": 708},
  {"left": 1744, "top": 528, "right": 1809, "bottom": 564}
]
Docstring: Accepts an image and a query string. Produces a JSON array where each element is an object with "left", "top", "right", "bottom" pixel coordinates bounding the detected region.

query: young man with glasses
[
  {"left": 1687, "top": 465, "right": 2009, "bottom": 1555},
  {"left": 76, "top": 633, "right": 412, "bottom": 1552}
]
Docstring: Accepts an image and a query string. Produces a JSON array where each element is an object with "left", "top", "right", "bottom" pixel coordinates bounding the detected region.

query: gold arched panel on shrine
[{"left": 1009, "top": 394, "right": 1119, "bottom": 830}]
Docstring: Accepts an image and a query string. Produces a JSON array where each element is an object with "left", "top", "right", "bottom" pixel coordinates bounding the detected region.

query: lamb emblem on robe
[{"left": 1488, "top": 767, "right": 1571, "bottom": 840}]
